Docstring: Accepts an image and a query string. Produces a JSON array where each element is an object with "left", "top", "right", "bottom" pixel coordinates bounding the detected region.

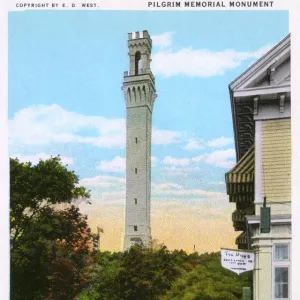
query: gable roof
[
  {"left": 230, "top": 34, "right": 290, "bottom": 92},
  {"left": 229, "top": 34, "right": 291, "bottom": 161}
]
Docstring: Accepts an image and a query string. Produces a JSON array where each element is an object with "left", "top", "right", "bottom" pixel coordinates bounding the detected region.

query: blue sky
[{"left": 8, "top": 10, "right": 289, "bottom": 251}]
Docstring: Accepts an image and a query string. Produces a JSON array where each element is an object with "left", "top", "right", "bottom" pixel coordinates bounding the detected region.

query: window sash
[
  {"left": 274, "top": 244, "right": 289, "bottom": 261},
  {"left": 274, "top": 267, "right": 289, "bottom": 299}
]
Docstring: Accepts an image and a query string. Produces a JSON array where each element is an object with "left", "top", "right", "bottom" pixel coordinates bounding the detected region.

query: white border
[
  {"left": 0, "top": 0, "right": 9, "bottom": 298},
  {"left": 1, "top": 1, "right": 300, "bottom": 300},
  {"left": 290, "top": 2, "right": 300, "bottom": 300}
]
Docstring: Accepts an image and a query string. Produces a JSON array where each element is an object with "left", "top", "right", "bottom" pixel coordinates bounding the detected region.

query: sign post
[{"left": 243, "top": 287, "right": 252, "bottom": 300}]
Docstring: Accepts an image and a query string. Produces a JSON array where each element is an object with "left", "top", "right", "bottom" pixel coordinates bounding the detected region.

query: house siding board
[{"left": 262, "top": 119, "right": 291, "bottom": 203}]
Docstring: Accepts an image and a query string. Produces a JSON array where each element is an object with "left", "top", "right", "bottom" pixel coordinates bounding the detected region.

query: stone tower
[{"left": 122, "top": 31, "right": 156, "bottom": 251}]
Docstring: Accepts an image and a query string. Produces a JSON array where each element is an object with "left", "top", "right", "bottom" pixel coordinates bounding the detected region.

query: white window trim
[{"left": 272, "top": 243, "right": 291, "bottom": 300}]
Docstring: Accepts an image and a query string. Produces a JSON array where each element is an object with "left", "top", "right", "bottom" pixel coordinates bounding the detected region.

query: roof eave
[
  {"left": 229, "top": 85, "right": 239, "bottom": 162},
  {"left": 229, "top": 33, "right": 290, "bottom": 91}
]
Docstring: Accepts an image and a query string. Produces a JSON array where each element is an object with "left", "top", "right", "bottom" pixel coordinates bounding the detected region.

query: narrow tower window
[
  {"left": 135, "top": 51, "right": 141, "bottom": 75},
  {"left": 135, "top": 137, "right": 138, "bottom": 143},
  {"left": 134, "top": 198, "right": 137, "bottom": 204},
  {"left": 134, "top": 226, "right": 138, "bottom": 232},
  {"left": 135, "top": 168, "right": 137, "bottom": 174}
]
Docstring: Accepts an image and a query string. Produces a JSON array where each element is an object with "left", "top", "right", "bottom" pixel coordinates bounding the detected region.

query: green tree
[
  {"left": 77, "top": 251, "right": 122, "bottom": 300},
  {"left": 117, "top": 245, "right": 180, "bottom": 300},
  {"left": 165, "top": 252, "right": 243, "bottom": 300},
  {"left": 10, "top": 157, "right": 94, "bottom": 300},
  {"left": 77, "top": 249, "right": 244, "bottom": 300},
  {"left": 78, "top": 245, "right": 181, "bottom": 300}
]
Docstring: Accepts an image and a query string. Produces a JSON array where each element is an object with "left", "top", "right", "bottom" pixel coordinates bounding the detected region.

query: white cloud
[
  {"left": 9, "top": 104, "right": 125, "bottom": 148},
  {"left": 152, "top": 129, "right": 181, "bottom": 145},
  {"left": 183, "top": 138, "right": 204, "bottom": 150},
  {"left": 94, "top": 181, "right": 225, "bottom": 203},
  {"left": 162, "top": 156, "right": 190, "bottom": 166},
  {"left": 153, "top": 188, "right": 225, "bottom": 199},
  {"left": 206, "top": 137, "right": 233, "bottom": 148},
  {"left": 152, "top": 45, "right": 272, "bottom": 78},
  {"left": 183, "top": 136, "right": 234, "bottom": 151},
  {"left": 163, "top": 166, "right": 200, "bottom": 177},
  {"left": 79, "top": 175, "right": 126, "bottom": 201},
  {"left": 92, "top": 134, "right": 125, "bottom": 148},
  {"left": 151, "top": 156, "right": 158, "bottom": 167},
  {"left": 96, "top": 156, "right": 125, "bottom": 173},
  {"left": 151, "top": 181, "right": 226, "bottom": 199},
  {"left": 12, "top": 153, "right": 73, "bottom": 165},
  {"left": 80, "top": 175, "right": 125, "bottom": 188},
  {"left": 192, "top": 148, "right": 236, "bottom": 168},
  {"left": 9, "top": 105, "right": 181, "bottom": 149},
  {"left": 96, "top": 156, "right": 157, "bottom": 174},
  {"left": 152, "top": 182, "right": 184, "bottom": 190},
  {"left": 209, "top": 181, "right": 226, "bottom": 185},
  {"left": 101, "top": 190, "right": 126, "bottom": 202},
  {"left": 152, "top": 32, "right": 173, "bottom": 49}
]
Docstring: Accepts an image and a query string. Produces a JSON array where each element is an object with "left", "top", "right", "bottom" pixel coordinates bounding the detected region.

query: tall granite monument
[{"left": 122, "top": 31, "right": 156, "bottom": 250}]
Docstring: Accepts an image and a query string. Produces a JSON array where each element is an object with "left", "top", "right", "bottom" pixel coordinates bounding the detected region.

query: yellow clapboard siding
[
  {"left": 263, "top": 165, "right": 291, "bottom": 170},
  {"left": 262, "top": 144, "right": 291, "bottom": 149},
  {"left": 264, "top": 135, "right": 291, "bottom": 139},
  {"left": 262, "top": 118, "right": 291, "bottom": 203},
  {"left": 262, "top": 158, "right": 291, "bottom": 162},
  {"left": 263, "top": 172, "right": 291, "bottom": 177},
  {"left": 263, "top": 169, "right": 291, "bottom": 172},
  {"left": 263, "top": 184, "right": 291, "bottom": 188},
  {"left": 262, "top": 145, "right": 291, "bottom": 149},
  {"left": 263, "top": 188, "right": 291, "bottom": 192},
  {"left": 263, "top": 131, "right": 292, "bottom": 137}
]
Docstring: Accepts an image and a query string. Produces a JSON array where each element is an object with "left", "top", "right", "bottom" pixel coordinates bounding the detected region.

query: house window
[
  {"left": 273, "top": 244, "right": 290, "bottom": 299},
  {"left": 134, "top": 226, "right": 138, "bottom": 232},
  {"left": 135, "top": 168, "right": 137, "bottom": 174},
  {"left": 134, "top": 198, "right": 137, "bottom": 204},
  {"left": 275, "top": 244, "right": 289, "bottom": 260},
  {"left": 274, "top": 267, "right": 289, "bottom": 299}
]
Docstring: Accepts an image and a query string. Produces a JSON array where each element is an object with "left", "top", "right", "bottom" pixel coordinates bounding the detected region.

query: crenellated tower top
[
  {"left": 123, "top": 30, "right": 156, "bottom": 113},
  {"left": 127, "top": 30, "right": 152, "bottom": 76}
]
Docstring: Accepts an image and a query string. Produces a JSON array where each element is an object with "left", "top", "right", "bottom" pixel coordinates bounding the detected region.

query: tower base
[{"left": 123, "top": 234, "right": 151, "bottom": 251}]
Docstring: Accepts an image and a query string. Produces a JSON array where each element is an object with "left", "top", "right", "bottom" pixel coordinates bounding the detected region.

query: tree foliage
[
  {"left": 10, "top": 157, "right": 95, "bottom": 300},
  {"left": 10, "top": 156, "right": 246, "bottom": 300},
  {"left": 165, "top": 252, "right": 243, "bottom": 300},
  {"left": 78, "top": 248, "right": 244, "bottom": 300},
  {"left": 78, "top": 245, "right": 180, "bottom": 300}
]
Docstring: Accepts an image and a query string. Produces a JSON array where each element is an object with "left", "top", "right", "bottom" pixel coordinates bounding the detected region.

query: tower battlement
[{"left": 128, "top": 30, "right": 151, "bottom": 41}]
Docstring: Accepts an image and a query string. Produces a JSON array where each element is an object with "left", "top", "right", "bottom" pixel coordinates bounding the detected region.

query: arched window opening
[
  {"left": 132, "top": 87, "right": 136, "bottom": 102},
  {"left": 127, "top": 88, "right": 131, "bottom": 103},
  {"left": 149, "top": 90, "right": 153, "bottom": 104},
  {"left": 142, "top": 86, "right": 146, "bottom": 102},
  {"left": 135, "top": 51, "right": 142, "bottom": 75},
  {"left": 137, "top": 86, "right": 141, "bottom": 102}
]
